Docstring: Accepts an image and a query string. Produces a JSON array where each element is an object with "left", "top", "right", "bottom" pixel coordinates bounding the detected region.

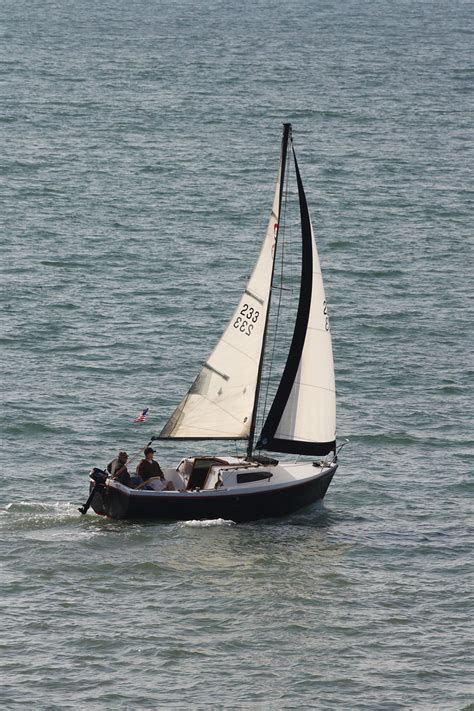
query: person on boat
[
  {"left": 136, "top": 447, "right": 176, "bottom": 491},
  {"left": 106, "top": 451, "right": 141, "bottom": 488}
]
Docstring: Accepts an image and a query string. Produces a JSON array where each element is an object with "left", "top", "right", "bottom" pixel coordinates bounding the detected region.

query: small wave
[
  {"left": 4, "top": 500, "right": 80, "bottom": 514},
  {"left": 2, "top": 501, "right": 82, "bottom": 528},
  {"left": 350, "top": 431, "right": 420, "bottom": 446},
  {"left": 5, "top": 500, "right": 66, "bottom": 513},
  {"left": 2, "top": 422, "right": 75, "bottom": 436},
  {"left": 180, "top": 518, "right": 235, "bottom": 528}
]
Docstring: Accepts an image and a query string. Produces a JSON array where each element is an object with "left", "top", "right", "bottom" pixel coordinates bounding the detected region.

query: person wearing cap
[{"left": 136, "top": 447, "right": 176, "bottom": 490}]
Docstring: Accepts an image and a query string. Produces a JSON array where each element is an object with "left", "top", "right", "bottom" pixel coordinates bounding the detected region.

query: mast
[{"left": 246, "top": 123, "right": 292, "bottom": 459}]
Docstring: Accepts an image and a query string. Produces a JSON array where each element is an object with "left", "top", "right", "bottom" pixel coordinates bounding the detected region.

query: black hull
[{"left": 90, "top": 466, "right": 336, "bottom": 522}]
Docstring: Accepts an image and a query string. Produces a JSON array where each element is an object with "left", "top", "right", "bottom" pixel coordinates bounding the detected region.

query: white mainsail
[
  {"left": 257, "top": 144, "right": 336, "bottom": 455},
  {"left": 269, "top": 218, "right": 336, "bottom": 446},
  {"left": 159, "top": 170, "right": 282, "bottom": 439}
]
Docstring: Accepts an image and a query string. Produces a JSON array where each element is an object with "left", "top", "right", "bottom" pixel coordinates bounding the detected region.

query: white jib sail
[
  {"left": 159, "top": 171, "right": 282, "bottom": 439},
  {"left": 273, "top": 219, "right": 336, "bottom": 445}
]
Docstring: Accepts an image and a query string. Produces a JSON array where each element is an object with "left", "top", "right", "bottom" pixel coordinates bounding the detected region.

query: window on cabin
[{"left": 236, "top": 471, "right": 273, "bottom": 484}]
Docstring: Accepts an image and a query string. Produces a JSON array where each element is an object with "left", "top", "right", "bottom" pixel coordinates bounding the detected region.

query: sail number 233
[{"left": 233, "top": 304, "right": 260, "bottom": 336}]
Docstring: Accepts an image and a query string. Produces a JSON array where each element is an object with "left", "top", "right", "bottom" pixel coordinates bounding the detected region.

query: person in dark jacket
[{"left": 136, "top": 447, "right": 175, "bottom": 490}]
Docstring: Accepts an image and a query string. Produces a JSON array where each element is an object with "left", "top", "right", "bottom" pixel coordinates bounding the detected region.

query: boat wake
[
  {"left": 1, "top": 500, "right": 89, "bottom": 532},
  {"left": 4, "top": 500, "right": 77, "bottom": 514}
]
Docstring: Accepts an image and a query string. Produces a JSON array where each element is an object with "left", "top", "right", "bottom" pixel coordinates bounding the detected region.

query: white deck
[{"left": 108, "top": 456, "right": 336, "bottom": 497}]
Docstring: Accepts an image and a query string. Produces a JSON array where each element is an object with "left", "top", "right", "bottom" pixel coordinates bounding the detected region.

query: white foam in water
[
  {"left": 5, "top": 501, "right": 52, "bottom": 512},
  {"left": 181, "top": 518, "right": 235, "bottom": 528},
  {"left": 4, "top": 501, "right": 77, "bottom": 514}
]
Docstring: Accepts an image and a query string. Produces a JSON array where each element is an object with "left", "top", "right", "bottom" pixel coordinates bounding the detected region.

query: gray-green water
[{"left": 1, "top": 1, "right": 472, "bottom": 708}]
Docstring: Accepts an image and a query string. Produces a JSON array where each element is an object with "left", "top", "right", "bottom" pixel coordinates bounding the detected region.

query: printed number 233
[{"left": 234, "top": 303, "right": 260, "bottom": 336}]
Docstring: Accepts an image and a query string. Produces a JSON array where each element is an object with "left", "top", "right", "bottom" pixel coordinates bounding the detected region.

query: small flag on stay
[{"left": 133, "top": 407, "right": 149, "bottom": 423}]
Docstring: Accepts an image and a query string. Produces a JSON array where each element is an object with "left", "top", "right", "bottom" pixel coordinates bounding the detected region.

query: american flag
[{"left": 133, "top": 407, "right": 149, "bottom": 423}]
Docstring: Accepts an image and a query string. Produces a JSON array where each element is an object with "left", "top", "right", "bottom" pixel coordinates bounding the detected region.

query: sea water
[{"left": 1, "top": 1, "right": 472, "bottom": 708}]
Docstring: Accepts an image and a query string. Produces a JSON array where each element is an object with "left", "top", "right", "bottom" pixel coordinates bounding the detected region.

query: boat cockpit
[{"left": 168, "top": 456, "right": 277, "bottom": 491}]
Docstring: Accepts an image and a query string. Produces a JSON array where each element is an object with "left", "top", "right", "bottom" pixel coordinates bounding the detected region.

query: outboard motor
[
  {"left": 78, "top": 467, "right": 108, "bottom": 515},
  {"left": 90, "top": 467, "right": 108, "bottom": 485}
]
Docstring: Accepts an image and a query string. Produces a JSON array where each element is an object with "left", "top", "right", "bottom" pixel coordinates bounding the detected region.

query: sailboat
[{"left": 82, "top": 124, "right": 339, "bottom": 522}]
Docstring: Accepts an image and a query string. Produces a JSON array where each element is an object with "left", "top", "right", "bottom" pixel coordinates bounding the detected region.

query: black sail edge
[{"left": 256, "top": 145, "right": 335, "bottom": 457}]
